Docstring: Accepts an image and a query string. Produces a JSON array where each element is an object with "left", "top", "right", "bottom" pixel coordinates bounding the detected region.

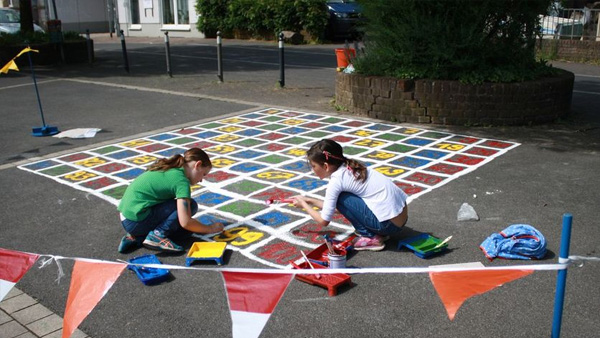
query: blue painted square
[
  {"left": 281, "top": 161, "right": 310, "bottom": 173},
  {"left": 230, "top": 162, "right": 267, "bottom": 173},
  {"left": 193, "top": 192, "right": 232, "bottom": 206},
  {"left": 114, "top": 168, "right": 145, "bottom": 180},
  {"left": 323, "top": 125, "right": 349, "bottom": 133},
  {"left": 279, "top": 127, "right": 309, "bottom": 135},
  {"left": 156, "top": 148, "right": 184, "bottom": 157},
  {"left": 193, "top": 131, "right": 221, "bottom": 139},
  {"left": 413, "top": 149, "right": 449, "bottom": 160},
  {"left": 301, "top": 114, "right": 323, "bottom": 120},
  {"left": 285, "top": 178, "right": 328, "bottom": 192},
  {"left": 367, "top": 123, "right": 394, "bottom": 131},
  {"left": 231, "top": 150, "right": 266, "bottom": 159},
  {"left": 254, "top": 211, "right": 291, "bottom": 227},
  {"left": 107, "top": 150, "right": 140, "bottom": 160},
  {"left": 22, "top": 160, "right": 60, "bottom": 170},
  {"left": 403, "top": 137, "right": 435, "bottom": 146},
  {"left": 235, "top": 129, "right": 264, "bottom": 137},
  {"left": 149, "top": 133, "right": 178, "bottom": 141},
  {"left": 390, "top": 156, "right": 431, "bottom": 168},
  {"left": 196, "top": 214, "right": 233, "bottom": 226},
  {"left": 241, "top": 113, "right": 264, "bottom": 119}
]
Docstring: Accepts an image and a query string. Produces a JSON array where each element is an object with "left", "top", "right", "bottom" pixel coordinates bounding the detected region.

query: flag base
[{"left": 32, "top": 125, "right": 59, "bottom": 137}]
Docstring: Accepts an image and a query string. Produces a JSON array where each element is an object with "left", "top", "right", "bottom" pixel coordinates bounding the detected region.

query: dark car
[{"left": 326, "top": 0, "right": 363, "bottom": 40}]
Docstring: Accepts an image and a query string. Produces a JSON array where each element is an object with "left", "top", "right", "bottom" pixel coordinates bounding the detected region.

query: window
[
  {"left": 162, "top": 0, "right": 188, "bottom": 25},
  {"left": 130, "top": 0, "right": 140, "bottom": 25}
]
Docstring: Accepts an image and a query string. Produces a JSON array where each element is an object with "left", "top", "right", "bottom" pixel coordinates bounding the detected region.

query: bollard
[
  {"left": 278, "top": 32, "right": 285, "bottom": 88},
  {"left": 120, "top": 30, "right": 129, "bottom": 73},
  {"left": 85, "top": 29, "right": 93, "bottom": 66},
  {"left": 216, "top": 31, "right": 223, "bottom": 82},
  {"left": 551, "top": 213, "right": 573, "bottom": 338},
  {"left": 164, "top": 32, "right": 172, "bottom": 77}
]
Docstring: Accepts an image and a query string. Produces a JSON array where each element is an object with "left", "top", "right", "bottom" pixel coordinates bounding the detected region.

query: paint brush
[
  {"left": 323, "top": 234, "right": 336, "bottom": 255},
  {"left": 433, "top": 235, "right": 453, "bottom": 249},
  {"left": 300, "top": 251, "right": 320, "bottom": 279},
  {"left": 265, "top": 198, "right": 294, "bottom": 205}
]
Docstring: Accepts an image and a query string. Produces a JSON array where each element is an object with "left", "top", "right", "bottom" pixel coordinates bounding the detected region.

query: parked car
[
  {"left": 326, "top": 0, "right": 363, "bottom": 40},
  {"left": 0, "top": 8, "right": 44, "bottom": 34}
]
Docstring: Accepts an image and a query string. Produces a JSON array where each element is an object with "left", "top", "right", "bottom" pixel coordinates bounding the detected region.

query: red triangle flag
[
  {"left": 429, "top": 269, "right": 534, "bottom": 321},
  {"left": 0, "top": 248, "right": 39, "bottom": 301},
  {"left": 222, "top": 272, "right": 293, "bottom": 338},
  {"left": 62, "top": 260, "right": 126, "bottom": 338}
]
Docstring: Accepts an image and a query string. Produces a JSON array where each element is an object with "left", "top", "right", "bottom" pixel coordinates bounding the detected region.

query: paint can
[{"left": 327, "top": 251, "right": 346, "bottom": 269}]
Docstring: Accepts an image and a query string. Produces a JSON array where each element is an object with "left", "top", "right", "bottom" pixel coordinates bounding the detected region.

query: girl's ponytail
[{"left": 148, "top": 148, "right": 211, "bottom": 172}]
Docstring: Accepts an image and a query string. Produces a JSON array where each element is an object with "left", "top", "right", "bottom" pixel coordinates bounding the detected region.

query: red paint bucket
[{"left": 335, "top": 48, "right": 356, "bottom": 68}]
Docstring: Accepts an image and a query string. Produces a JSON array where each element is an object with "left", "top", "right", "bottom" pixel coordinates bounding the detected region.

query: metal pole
[
  {"left": 164, "top": 32, "right": 172, "bottom": 77},
  {"left": 27, "top": 50, "right": 46, "bottom": 127},
  {"left": 216, "top": 31, "right": 223, "bottom": 82},
  {"left": 551, "top": 213, "right": 573, "bottom": 338},
  {"left": 120, "top": 30, "right": 129, "bottom": 73},
  {"left": 86, "top": 29, "right": 93, "bottom": 66},
  {"left": 278, "top": 32, "right": 285, "bottom": 88}
]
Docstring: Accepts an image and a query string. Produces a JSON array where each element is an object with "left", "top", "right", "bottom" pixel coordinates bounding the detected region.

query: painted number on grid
[
  {"left": 257, "top": 171, "right": 295, "bottom": 180},
  {"left": 121, "top": 140, "right": 152, "bottom": 147},
  {"left": 281, "top": 119, "right": 305, "bottom": 125},
  {"left": 64, "top": 171, "right": 98, "bottom": 181},
  {"left": 74, "top": 157, "right": 107, "bottom": 167},
  {"left": 286, "top": 148, "right": 306, "bottom": 156},
  {"left": 368, "top": 151, "right": 396, "bottom": 160},
  {"left": 354, "top": 139, "right": 384, "bottom": 148},
  {"left": 212, "top": 158, "right": 236, "bottom": 168},
  {"left": 375, "top": 166, "right": 405, "bottom": 177},
  {"left": 217, "top": 126, "right": 243, "bottom": 133},
  {"left": 206, "top": 145, "right": 236, "bottom": 154},
  {"left": 214, "top": 227, "right": 264, "bottom": 246},
  {"left": 212, "top": 134, "right": 241, "bottom": 142},
  {"left": 434, "top": 143, "right": 465, "bottom": 151},
  {"left": 130, "top": 155, "right": 158, "bottom": 164}
]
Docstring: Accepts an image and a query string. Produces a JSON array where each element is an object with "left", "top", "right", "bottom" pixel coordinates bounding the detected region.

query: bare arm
[
  {"left": 177, "top": 198, "right": 224, "bottom": 234},
  {"left": 291, "top": 195, "right": 330, "bottom": 227}
]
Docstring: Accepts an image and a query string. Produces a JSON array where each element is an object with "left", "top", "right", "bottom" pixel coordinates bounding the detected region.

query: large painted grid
[{"left": 18, "top": 108, "right": 519, "bottom": 268}]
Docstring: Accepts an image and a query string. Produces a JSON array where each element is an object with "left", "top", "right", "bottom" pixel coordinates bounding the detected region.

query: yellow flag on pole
[{"left": 0, "top": 47, "right": 40, "bottom": 75}]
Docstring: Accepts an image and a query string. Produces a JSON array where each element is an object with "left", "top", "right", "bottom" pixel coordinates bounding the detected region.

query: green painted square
[
  {"left": 102, "top": 185, "right": 128, "bottom": 200},
  {"left": 375, "top": 133, "right": 407, "bottom": 142},
  {"left": 280, "top": 136, "right": 311, "bottom": 145},
  {"left": 384, "top": 144, "right": 417, "bottom": 153},
  {"left": 40, "top": 165, "right": 77, "bottom": 176},
  {"left": 262, "top": 116, "right": 284, "bottom": 122},
  {"left": 321, "top": 117, "right": 345, "bottom": 124},
  {"left": 343, "top": 146, "right": 368, "bottom": 155},
  {"left": 234, "top": 138, "right": 264, "bottom": 147},
  {"left": 92, "top": 146, "right": 122, "bottom": 155},
  {"left": 303, "top": 131, "right": 329, "bottom": 138},
  {"left": 256, "top": 154, "right": 291, "bottom": 164},
  {"left": 198, "top": 122, "right": 223, "bottom": 129},
  {"left": 224, "top": 180, "right": 269, "bottom": 195},
  {"left": 258, "top": 123, "right": 286, "bottom": 131},
  {"left": 218, "top": 200, "right": 264, "bottom": 217},
  {"left": 420, "top": 131, "right": 450, "bottom": 139},
  {"left": 167, "top": 137, "right": 197, "bottom": 145}
]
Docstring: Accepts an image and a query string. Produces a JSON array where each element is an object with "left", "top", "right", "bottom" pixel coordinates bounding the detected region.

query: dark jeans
[
  {"left": 336, "top": 192, "right": 403, "bottom": 238},
  {"left": 121, "top": 199, "right": 198, "bottom": 238}
]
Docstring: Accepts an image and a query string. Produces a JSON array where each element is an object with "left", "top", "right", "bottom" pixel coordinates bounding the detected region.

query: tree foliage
[{"left": 353, "top": 0, "right": 556, "bottom": 83}]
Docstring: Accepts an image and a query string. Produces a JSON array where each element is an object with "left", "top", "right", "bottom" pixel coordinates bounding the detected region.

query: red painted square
[
  {"left": 94, "top": 162, "right": 130, "bottom": 173},
  {"left": 454, "top": 136, "right": 480, "bottom": 144},
  {"left": 465, "top": 147, "right": 499, "bottom": 157},
  {"left": 205, "top": 170, "right": 238, "bottom": 183},
  {"left": 344, "top": 120, "right": 369, "bottom": 127},
  {"left": 480, "top": 140, "right": 513, "bottom": 149},
  {"left": 186, "top": 141, "right": 217, "bottom": 149},
  {"left": 259, "top": 132, "right": 286, "bottom": 141},
  {"left": 404, "top": 172, "right": 445, "bottom": 186},
  {"left": 80, "top": 177, "right": 118, "bottom": 190},
  {"left": 137, "top": 143, "right": 170, "bottom": 152},
  {"left": 447, "top": 154, "right": 485, "bottom": 165},
  {"left": 331, "top": 135, "right": 356, "bottom": 143},
  {"left": 302, "top": 122, "right": 325, "bottom": 129},
  {"left": 290, "top": 221, "right": 345, "bottom": 244},
  {"left": 250, "top": 187, "right": 295, "bottom": 203},
  {"left": 395, "top": 182, "right": 426, "bottom": 195},
  {"left": 263, "top": 143, "right": 289, "bottom": 152},
  {"left": 255, "top": 240, "right": 302, "bottom": 265},
  {"left": 425, "top": 163, "right": 466, "bottom": 175},
  {"left": 241, "top": 120, "right": 265, "bottom": 127}
]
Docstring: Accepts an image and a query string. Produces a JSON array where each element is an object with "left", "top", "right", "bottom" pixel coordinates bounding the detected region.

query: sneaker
[
  {"left": 118, "top": 234, "right": 143, "bottom": 253},
  {"left": 353, "top": 235, "right": 388, "bottom": 251},
  {"left": 143, "top": 231, "right": 184, "bottom": 252}
]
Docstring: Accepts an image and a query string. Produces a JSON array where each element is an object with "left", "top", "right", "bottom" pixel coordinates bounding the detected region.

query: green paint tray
[{"left": 397, "top": 234, "right": 448, "bottom": 258}]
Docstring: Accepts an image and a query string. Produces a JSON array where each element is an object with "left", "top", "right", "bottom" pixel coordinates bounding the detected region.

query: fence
[{"left": 540, "top": 6, "right": 600, "bottom": 40}]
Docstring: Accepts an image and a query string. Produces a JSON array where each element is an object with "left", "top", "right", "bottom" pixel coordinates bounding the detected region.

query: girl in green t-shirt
[{"left": 117, "top": 148, "right": 224, "bottom": 253}]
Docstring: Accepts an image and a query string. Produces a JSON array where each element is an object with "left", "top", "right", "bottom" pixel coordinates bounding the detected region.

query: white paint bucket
[{"left": 327, "top": 253, "right": 346, "bottom": 269}]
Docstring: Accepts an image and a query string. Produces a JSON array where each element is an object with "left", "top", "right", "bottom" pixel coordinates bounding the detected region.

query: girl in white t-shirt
[{"left": 291, "top": 139, "right": 408, "bottom": 251}]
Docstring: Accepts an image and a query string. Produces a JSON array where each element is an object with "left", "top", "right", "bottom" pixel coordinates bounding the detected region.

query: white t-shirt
[{"left": 320, "top": 166, "right": 408, "bottom": 222}]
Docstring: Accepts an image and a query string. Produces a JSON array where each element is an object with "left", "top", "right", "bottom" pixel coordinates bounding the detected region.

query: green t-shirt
[{"left": 118, "top": 167, "right": 191, "bottom": 221}]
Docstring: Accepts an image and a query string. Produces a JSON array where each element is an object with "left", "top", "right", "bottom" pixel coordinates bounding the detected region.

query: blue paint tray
[
  {"left": 128, "top": 254, "right": 170, "bottom": 285},
  {"left": 397, "top": 234, "right": 448, "bottom": 259}
]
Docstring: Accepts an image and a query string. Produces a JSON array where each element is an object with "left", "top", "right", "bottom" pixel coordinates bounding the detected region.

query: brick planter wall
[
  {"left": 537, "top": 39, "right": 600, "bottom": 63},
  {"left": 335, "top": 70, "right": 574, "bottom": 126}
]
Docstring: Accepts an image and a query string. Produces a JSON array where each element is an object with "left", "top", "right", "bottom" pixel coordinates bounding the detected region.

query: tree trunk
[{"left": 19, "top": 0, "right": 34, "bottom": 34}]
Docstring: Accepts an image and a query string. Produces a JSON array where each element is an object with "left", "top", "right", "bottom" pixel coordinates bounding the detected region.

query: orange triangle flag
[
  {"left": 429, "top": 269, "right": 534, "bottom": 321},
  {"left": 62, "top": 260, "right": 126, "bottom": 338}
]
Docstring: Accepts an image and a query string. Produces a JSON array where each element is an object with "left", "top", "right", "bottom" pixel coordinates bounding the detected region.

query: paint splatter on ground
[{"left": 18, "top": 108, "right": 519, "bottom": 267}]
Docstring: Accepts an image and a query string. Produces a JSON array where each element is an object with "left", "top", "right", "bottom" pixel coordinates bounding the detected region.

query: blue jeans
[
  {"left": 121, "top": 199, "right": 198, "bottom": 238},
  {"left": 336, "top": 192, "right": 403, "bottom": 238}
]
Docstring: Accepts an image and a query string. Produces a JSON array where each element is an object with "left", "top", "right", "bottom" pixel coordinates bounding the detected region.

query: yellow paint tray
[{"left": 186, "top": 242, "right": 227, "bottom": 266}]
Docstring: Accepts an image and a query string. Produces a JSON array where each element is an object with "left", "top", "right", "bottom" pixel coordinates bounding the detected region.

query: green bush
[
  {"left": 353, "top": 0, "right": 558, "bottom": 84},
  {"left": 195, "top": 0, "right": 328, "bottom": 41},
  {"left": 0, "top": 30, "right": 85, "bottom": 47}
]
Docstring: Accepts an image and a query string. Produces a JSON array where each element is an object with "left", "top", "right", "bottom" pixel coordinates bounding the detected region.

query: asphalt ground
[{"left": 1, "top": 35, "right": 599, "bottom": 338}]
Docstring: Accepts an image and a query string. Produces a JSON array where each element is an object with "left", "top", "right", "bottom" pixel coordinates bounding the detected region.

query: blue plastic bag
[{"left": 480, "top": 224, "right": 547, "bottom": 260}]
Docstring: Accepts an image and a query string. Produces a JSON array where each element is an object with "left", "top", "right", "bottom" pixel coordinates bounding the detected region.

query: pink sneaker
[{"left": 353, "top": 235, "right": 389, "bottom": 251}]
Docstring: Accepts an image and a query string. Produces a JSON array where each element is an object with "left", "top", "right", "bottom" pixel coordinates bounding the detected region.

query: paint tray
[
  {"left": 128, "top": 254, "right": 170, "bottom": 285},
  {"left": 292, "top": 261, "right": 352, "bottom": 297},
  {"left": 397, "top": 234, "right": 448, "bottom": 259},
  {"left": 186, "top": 242, "right": 227, "bottom": 266}
]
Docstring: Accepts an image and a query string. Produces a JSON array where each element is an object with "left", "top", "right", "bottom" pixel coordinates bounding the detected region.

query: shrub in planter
[{"left": 0, "top": 30, "right": 91, "bottom": 66}]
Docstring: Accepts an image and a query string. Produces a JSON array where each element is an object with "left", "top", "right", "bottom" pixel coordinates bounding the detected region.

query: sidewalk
[{"left": 0, "top": 288, "right": 88, "bottom": 338}]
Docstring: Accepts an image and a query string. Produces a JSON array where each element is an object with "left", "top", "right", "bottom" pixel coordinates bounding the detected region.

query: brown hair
[
  {"left": 147, "top": 148, "right": 211, "bottom": 172},
  {"left": 306, "top": 139, "right": 367, "bottom": 182}
]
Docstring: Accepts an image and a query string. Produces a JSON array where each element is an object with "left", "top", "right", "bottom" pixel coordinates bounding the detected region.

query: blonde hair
[
  {"left": 306, "top": 139, "right": 367, "bottom": 182},
  {"left": 147, "top": 148, "right": 211, "bottom": 172}
]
